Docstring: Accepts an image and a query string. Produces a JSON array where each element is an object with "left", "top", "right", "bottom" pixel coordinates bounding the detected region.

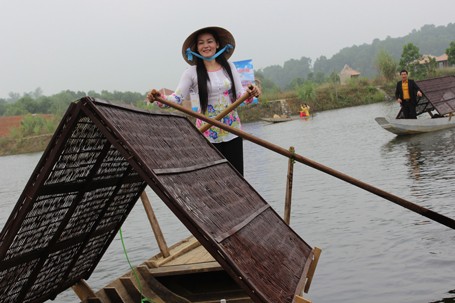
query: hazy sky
[{"left": 1, "top": 0, "right": 454, "bottom": 99}]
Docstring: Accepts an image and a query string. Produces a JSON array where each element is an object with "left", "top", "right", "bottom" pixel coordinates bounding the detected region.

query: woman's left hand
[{"left": 247, "top": 85, "right": 261, "bottom": 97}]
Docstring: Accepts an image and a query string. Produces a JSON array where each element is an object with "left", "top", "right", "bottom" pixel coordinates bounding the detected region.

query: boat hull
[
  {"left": 375, "top": 116, "right": 455, "bottom": 135},
  {"left": 261, "top": 117, "right": 293, "bottom": 123}
]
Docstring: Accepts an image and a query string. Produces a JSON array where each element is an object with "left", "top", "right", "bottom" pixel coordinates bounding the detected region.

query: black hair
[
  {"left": 194, "top": 29, "right": 237, "bottom": 114},
  {"left": 400, "top": 69, "right": 408, "bottom": 74}
]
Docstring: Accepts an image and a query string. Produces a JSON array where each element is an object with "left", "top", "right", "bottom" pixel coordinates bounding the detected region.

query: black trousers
[
  {"left": 401, "top": 99, "right": 417, "bottom": 119},
  {"left": 213, "top": 136, "right": 244, "bottom": 176}
]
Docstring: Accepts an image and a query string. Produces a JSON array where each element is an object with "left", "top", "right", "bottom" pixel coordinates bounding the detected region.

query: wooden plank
[
  {"left": 304, "top": 247, "right": 322, "bottom": 293},
  {"left": 136, "top": 266, "right": 191, "bottom": 303},
  {"left": 140, "top": 191, "right": 170, "bottom": 257},
  {"left": 103, "top": 287, "right": 124, "bottom": 302},
  {"left": 166, "top": 244, "right": 216, "bottom": 265},
  {"left": 147, "top": 261, "right": 222, "bottom": 277},
  {"left": 71, "top": 279, "right": 97, "bottom": 301},
  {"left": 295, "top": 295, "right": 312, "bottom": 303},
  {"left": 146, "top": 236, "right": 201, "bottom": 268},
  {"left": 119, "top": 277, "right": 142, "bottom": 302}
]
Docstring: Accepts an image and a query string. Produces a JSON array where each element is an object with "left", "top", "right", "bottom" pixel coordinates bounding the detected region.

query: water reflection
[
  {"left": 380, "top": 128, "right": 455, "bottom": 223},
  {"left": 381, "top": 129, "right": 455, "bottom": 182}
]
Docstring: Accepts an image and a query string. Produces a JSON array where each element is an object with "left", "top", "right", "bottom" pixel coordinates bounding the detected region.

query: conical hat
[{"left": 181, "top": 26, "right": 235, "bottom": 65}]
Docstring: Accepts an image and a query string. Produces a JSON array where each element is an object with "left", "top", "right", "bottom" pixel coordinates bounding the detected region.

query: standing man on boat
[{"left": 395, "top": 69, "right": 422, "bottom": 119}]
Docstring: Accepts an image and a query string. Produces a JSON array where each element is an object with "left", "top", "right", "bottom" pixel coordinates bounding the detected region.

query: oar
[
  {"left": 198, "top": 84, "right": 255, "bottom": 133},
  {"left": 149, "top": 90, "right": 455, "bottom": 230}
]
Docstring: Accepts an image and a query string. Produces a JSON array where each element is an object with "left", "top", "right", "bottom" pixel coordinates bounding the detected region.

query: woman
[{"left": 147, "top": 26, "right": 260, "bottom": 176}]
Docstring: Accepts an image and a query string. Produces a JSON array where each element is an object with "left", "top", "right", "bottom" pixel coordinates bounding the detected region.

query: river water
[{"left": 1, "top": 101, "right": 454, "bottom": 303}]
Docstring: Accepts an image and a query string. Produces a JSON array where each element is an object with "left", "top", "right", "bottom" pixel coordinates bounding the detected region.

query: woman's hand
[
  {"left": 247, "top": 85, "right": 261, "bottom": 97},
  {"left": 146, "top": 89, "right": 161, "bottom": 103}
]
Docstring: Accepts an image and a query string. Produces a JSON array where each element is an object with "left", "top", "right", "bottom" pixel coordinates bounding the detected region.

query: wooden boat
[
  {"left": 375, "top": 116, "right": 455, "bottom": 135},
  {"left": 261, "top": 115, "right": 293, "bottom": 123},
  {"left": 0, "top": 98, "right": 320, "bottom": 303},
  {"left": 375, "top": 75, "right": 455, "bottom": 135}
]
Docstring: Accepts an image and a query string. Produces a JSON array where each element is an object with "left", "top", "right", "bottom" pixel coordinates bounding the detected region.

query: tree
[
  {"left": 446, "top": 41, "right": 455, "bottom": 65},
  {"left": 296, "top": 82, "right": 316, "bottom": 102},
  {"left": 399, "top": 43, "right": 421, "bottom": 76},
  {"left": 375, "top": 50, "right": 398, "bottom": 82},
  {"left": 7, "top": 92, "right": 21, "bottom": 103},
  {"left": 328, "top": 72, "right": 340, "bottom": 102},
  {"left": 16, "top": 96, "right": 39, "bottom": 114},
  {"left": 0, "top": 100, "right": 6, "bottom": 116},
  {"left": 254, "top": 71, "right": 281, "bottom": 96}
]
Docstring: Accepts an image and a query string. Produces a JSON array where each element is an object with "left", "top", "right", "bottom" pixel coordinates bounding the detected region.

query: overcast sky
[{"left": 1, "top": 0, "right": 454, "bottom": 99}]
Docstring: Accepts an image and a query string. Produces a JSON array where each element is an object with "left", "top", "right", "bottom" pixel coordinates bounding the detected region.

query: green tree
[
  {"left": 18, "top": 114, "right": 54, "bottom": 137},
  {"left": 399, "top": 43, "right": 421, "bottom": 75},
  {"left": 375, "top": 49, "right": 398, "bottom": 82},
  {"left": 328, "top": 72, "right": 340, "bottom": 102},
  {"left": 288, "top": 78, "right": 305, "bottom": 90},
  {"left": 5, "top": 103, "right": 28, "bottom": 116},
  {"left": 422, "top": 56, "right": 437, "bottom": 78},
  {"left": 16, "top": 96, "right": 39, "bottom": 113},
  {"left": 446, "top": 41, "right": 455, "bottom": 65},
  {"left": 0, "top": 100, "right": 6, "bottom": 116},
  {"left": 36, "top": 96, "right": 54, "bottom": 114},
  {"left": 254, "top": 71, "right": 281, "bottom": 96},
  {"left": 49, "top": 90, "right": 86, "bottom": 115},
  {"left": 313, "top": 72, "right": 326, "bottom": 84},
  {"left": 7, "top": 92, "right": 21, "bottom": 103},
  {"left": 260, "top": 56, "right": 312, "bottom": 89},
  {"left": 296, "top": 82, "right": 316, "bottom": 101}
]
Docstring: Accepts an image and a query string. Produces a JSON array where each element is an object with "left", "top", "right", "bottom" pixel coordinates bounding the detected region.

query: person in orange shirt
[{"left": 395, "top": 69, "right": 422, "bottom": 119}]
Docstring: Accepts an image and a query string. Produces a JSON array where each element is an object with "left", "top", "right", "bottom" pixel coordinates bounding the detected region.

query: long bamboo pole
[{"left": 150, "top": 91, "right": 455, "bottom": 230}]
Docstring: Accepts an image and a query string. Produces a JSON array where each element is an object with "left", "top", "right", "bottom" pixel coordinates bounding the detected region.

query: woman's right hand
[{"left": 146, "top": 89, "right": 161, "bottom": 103}]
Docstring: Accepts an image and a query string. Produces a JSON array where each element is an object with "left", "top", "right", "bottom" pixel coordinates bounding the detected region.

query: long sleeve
[
  {"left": 157, "top": 67, "right": 197, "bottom": 107},
  {"left": 395, "top": 81, "right": 401, "bottom": 99}
]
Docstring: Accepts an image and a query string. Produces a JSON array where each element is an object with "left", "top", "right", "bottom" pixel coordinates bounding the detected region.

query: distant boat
[
  {"left": 375, "top": 75, "right": 455, "bottom": 136},
  {"left": 375, "top": 116, "right": 455, "bottom": 135},
  {"left": 261, "top": 114, "right": 293, "bottom": 123},
  {"left": 261, "top": 117, "right": 293, "bottom": 123}
]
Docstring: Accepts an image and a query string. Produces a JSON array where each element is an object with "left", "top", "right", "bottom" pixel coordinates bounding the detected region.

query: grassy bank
[
  {"left": 238, "top": 78, "right": 388, "bottom": 122},
  {"left": 0, "top": 81, "right": 389, "bottom": 156},
  {"left": 0, "top": 134, "right": 53, "bottom": 156},
  {"left": 0, "top": 114, "right": 58, "bottom": 156},
  {"left": 5, "top": 70, "right": 455, "bottom": 156}
]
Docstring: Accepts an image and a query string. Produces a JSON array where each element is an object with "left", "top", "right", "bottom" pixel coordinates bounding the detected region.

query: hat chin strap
[{"left": 186, "top": 44, "right": 233, "bottom": 63}]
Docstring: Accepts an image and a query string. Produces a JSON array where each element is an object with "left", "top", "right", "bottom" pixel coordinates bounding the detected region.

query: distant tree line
[
  {"left": 258, "top": 23, "right": 455, "bottom": 90},
  {"left": 0, "top": 90, "right": 146, "bottom": 117}
]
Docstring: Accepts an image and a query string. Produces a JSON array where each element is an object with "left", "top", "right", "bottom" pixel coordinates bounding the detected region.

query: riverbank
[
  {"left": 0, "top": 81, "right": 392, "bottom": 156},
  {"left": 0, "top": 97, "right": 390, "bottom": 156},
  {"left": 0, "top": 114, "right": 56, "bottom": 156}
]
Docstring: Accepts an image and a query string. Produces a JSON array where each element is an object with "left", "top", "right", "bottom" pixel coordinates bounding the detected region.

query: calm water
[{"left": 1, "top": 101, "right": 454, "bottom": 303}]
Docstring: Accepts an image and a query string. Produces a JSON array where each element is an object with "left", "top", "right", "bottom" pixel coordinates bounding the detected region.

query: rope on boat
[{"left": 119, "top": 228, "right": 156, "bottom": 303}]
